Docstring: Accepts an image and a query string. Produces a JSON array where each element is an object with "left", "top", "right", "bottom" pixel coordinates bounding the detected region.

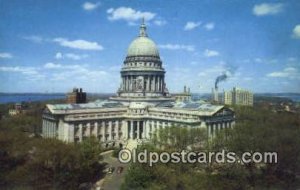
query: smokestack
[
  {"left": 212, "top": 88, "right": 219, "bottom": 102},
  {"left": 211, "top": 88, "right": 219, "bottom": 102},
  {"left": 184, "top": 85, "right": 186, "bottom": 93},
  {"left": 215, "top": 87, "right": 218, "bottom": 102}
]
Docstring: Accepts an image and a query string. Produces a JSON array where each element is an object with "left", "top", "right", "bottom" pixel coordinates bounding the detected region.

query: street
[{"left": 95, "top": 150, "right": 128, "bottom": 190}]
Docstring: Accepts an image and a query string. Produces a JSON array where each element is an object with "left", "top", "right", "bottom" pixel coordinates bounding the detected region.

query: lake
[{"left": 0, "top": 94, "right": 65, "bottom": 104}]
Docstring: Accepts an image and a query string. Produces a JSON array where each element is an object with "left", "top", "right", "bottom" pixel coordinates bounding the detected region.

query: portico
[{"left": 127, "top": 120, "right": 145, "bottom": 139}]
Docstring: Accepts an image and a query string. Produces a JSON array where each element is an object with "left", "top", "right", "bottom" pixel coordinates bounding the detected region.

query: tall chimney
[
  {"left": 212, "top": 87, "right": 218, "bottom": 102},
  {"left": 215, "top": 87, "right": 219, "bottom": 102}
]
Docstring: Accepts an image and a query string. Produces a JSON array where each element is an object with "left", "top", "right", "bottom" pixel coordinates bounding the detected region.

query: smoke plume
[
  {"left": 214, "top": 63, "right": 237, "bottom": 89},
  {"left": 215, "top": 73, "right": 227, "bottom": 89}
]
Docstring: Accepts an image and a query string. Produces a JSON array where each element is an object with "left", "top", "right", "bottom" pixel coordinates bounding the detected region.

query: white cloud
[
  {"left": 49, "top": 64, "right": 108, "bottom": 81},
  {"left": 204, "top": 22, "right": 215, "bottom": 30},
  {"left": 267, "top": 67, "right": 300, "bottom": 79},
  {"left": 0, "top": 52, "right": 13, "bottom": 59},
  {"left": 53, "top": 38, "right": 103, "bottom": 51},
  {"left": 203, "top": 49, "right": 219, "bottom": 57},
  {"left": 55, "top": 52, "right": 63, "bottom": 59},
  {"left": 154, "top": 19, "right": 167, "bottom": 26},
  {"left": 22, "top": 35, "right": 44, "bottom": 43},
  {"left": 65, "top": 53, "right": 89, "bottom": 60},
  {"left": 244, "top": 77, "right": 253, "bottom": 81},
  {"left": 24, "top": 36, "right": 104, "bottom": 51},
  {"left": 184, "top": 21, "right": 201, "bottom": 31},
  {"left": 54, "top": 52, "right": 89, "bottom": 60},
  {"left": 253, "top": 3, "right": 284, "bottom": 16},
  {"left": 158, "top": 44, "right": 195, "bottom": 52},
  {"left": 292, "top": 24, "right": 300, "bottom": 39},
  {"left": 287, "top": 57, "right": 297, "bottom": 62},
  {"left": 82, "top": 2, "right": 101, "bottom": 11},
  {"left": 107, "top": 7, "right": 156, "bottom": 24},
  {"left": 254, "top": 58, "right": 263, "bottom": 63},
  {"left": 0, "top": 66, "right": 44, "bottom": 80},
  {"left": 44, "top": 62, "right": 62, "bottom": 69}
]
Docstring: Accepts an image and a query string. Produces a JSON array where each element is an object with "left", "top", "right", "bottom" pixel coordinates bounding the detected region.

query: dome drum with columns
[{"left": 111, "top": 19, "right": 173, "bottom": 103}]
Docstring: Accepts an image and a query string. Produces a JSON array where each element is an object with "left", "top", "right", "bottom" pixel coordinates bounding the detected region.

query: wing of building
[{"left": 42, "top": 20, "right": 235, "bottom": 146}]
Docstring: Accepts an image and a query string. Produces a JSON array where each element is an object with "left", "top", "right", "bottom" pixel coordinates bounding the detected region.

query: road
[{"left": 96, "top": 151, "right": 128, "bottom": 190}]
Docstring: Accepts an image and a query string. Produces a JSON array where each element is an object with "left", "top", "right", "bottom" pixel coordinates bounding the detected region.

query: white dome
[{"left": 127, "top": 36, "right": 159, "bottom": 57}]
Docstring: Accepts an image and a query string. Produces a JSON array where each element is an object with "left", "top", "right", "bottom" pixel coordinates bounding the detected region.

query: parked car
[
  {"left": 117, "top": 166, "right": 123, "bottom": 174},
  {"left": 108, "top": 167, "right": 115, "bottom": 174}
]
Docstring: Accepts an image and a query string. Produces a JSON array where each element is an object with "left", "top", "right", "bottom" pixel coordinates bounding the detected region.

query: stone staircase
[{"left": 125, "top": 139, "right": 138, "bottom": 151}]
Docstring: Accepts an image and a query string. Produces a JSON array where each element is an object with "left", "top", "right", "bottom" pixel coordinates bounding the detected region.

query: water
[
  {"left": 1, "top": 93, "right": 300, "bottom": 104},
  {"left": 0, "top": 94, "right": 65, "bottom": 104},
  {"left": 275, "top": 95, "right": 300, "bottom": 102}
]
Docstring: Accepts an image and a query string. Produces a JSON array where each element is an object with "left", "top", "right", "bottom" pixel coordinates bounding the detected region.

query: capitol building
[{"left": 42, "top": 21, "right": 235, "bottom": 146}]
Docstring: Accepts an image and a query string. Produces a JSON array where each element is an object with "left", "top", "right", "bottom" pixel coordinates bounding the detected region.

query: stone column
[
  {"left": 207, "top": 124, "right": 211, "bottom": 138},
  {"left": 137, "top": 121, "right": 140, "bottom": 139},
  {"left": 116, "top": 120, "right": 119, "bottom": 140},
  {"left": 79, "top": 123, "right": 83, "bottom": 142},
  {"left": 127, "top": 76, "right": 130, "bottom": 91},
  {"left": 214, "top": 123, "right": 218, "bottom": 136},
  {"left": 122, "top": 120, "right": 126, "bottom": 140},
  {"left": 147, "top": 76, "right": 150, "bottom": 91},
  {"left": 143, "top": 121, "right": 147, "bottom": 139},
  {"left": 162, "top": 77, "right": 165, "bottom": 92},
  {"left": 94, "top": 122, "right": 98, "bottom": 137},
  {"left": 122, "top": 77, "right": 126, "bottom": 91},
  {"left": 130, "top": 121, "right": 133, "bottom": 139},
  {"left": 159, "top": 76, "right": 161, "bottom": 91},
  {"left": 151, "top": 120, "right": 155, "bottom": 139},
  {"left": 156, "top": 76, "right": 159, "bottom": 91},
  {"left": 125, "top": 76, "right": 127, "bottom": 91},
  {"left": 108, "top": 121, "right": 112, "bottom": 140},
  {"left": 153, "top": 76, "right": 156, "bottom": 91},
  {"left": 86, "top": 123, "right": 91, "bottom": 137},
  {"left": 128, "top": 76, "right": 130, "bottom": 91},
  {"left": 102, "top": 121, "right": 105, "bottom": 142}
]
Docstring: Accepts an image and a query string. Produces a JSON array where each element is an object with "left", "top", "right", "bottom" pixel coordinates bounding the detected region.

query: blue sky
[{"left": 0, "top": 0, "right": 300, "bottom": 93}]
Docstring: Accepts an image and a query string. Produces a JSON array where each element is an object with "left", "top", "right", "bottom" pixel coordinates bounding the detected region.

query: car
[
  {"left": 117, "top": 166, "right": 123, "bottom": 174},
  {"left": 108, "top": 167, "right": 115, "bottom": 174}
]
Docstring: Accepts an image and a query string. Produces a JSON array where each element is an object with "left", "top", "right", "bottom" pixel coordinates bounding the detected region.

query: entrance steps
[{"left": 125, "top": 139, "right": 138, "bottom": 151}]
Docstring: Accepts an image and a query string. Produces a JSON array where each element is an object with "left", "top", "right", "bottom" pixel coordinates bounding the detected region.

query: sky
[{"left": 0, "top": 0, "right": 300, "bottom": 93}]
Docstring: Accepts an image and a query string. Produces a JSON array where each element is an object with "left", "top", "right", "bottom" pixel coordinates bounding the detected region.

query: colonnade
[
  {"left": 122, "top": 75, "right": 164, "bottom": 92},
  {"left": 74, "top": 120, "right": 126, "bottom": 142},
  {"left": 42, "top": 120, "right": 56, "bottom": 138},
  {"left": 207, "top": 121, "right": 232, "bottom": 137}
]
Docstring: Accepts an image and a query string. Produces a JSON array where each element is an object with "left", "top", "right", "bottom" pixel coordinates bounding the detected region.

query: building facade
[
  {"left": 173, "top": 86, "right": 192, "bottom": 102},
  {"left": 66, "top": 87, "right": 87, "bottom": 104},
  {"left": 42, "top": 21, "right": 235, "bottom": 146},
  {"left": 223, "top": 87, "right": 253, "bottom": 106}
]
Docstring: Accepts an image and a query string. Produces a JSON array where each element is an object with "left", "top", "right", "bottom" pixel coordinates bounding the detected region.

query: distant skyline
[{"left": 0, "top": 0, "right": 300, "bottom": 93}]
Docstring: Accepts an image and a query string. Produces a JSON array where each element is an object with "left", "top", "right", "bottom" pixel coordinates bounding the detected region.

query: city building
[
  {"left": 223, "top": 87, "right": 253, "bottom": 106},
  {"left": 172, "top": 86, "right": 192, "bottom": 102},
  {"left": 42, "top": 21, "right": 235, "bottom": 146},
  {"left": 212, "top": 88, "right": 221, "bottom": 103},
  {"left": 66, "top": 88, "right": 87, "bottom": 104},
  {"left": 9, "top": 102, "right": 26, "bottom": 116}
]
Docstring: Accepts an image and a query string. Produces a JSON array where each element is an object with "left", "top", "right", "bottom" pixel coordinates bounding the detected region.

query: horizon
[
  {"left": 1, "top": 0, "right": 300, "bottom": 93},
  {"left": 1, "top": 91, "right": 300, "bottom": 95}
]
